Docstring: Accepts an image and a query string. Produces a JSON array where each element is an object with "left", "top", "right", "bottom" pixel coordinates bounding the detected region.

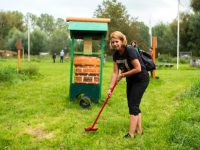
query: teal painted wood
[
  {"left": 99, "top": 35, "right": 105, "bottom": 98},
  {"left": 68, "top": 20, "right": 109, "bottom": 103},
  {"left": 68, "top": 22, "right": 108, "bottom": 32},
  {"left": 70, "top": 84, "right": 100, "bottom": 103},
  {"left": 69, "top": 36, "right": 74, "bottom": 90}
]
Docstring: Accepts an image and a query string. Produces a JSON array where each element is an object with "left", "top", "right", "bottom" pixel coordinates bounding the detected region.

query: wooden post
[
  {"left": 22, "top": 48, "right": 24, "bottom": 61},
  {"left": 84, "top": 36, "right": 92, "bottom": 54},
  {"left": 16, "top": 37, "right": 21, "bottom": 73},
  {"left": 17, "top": 49, "right": 20, "bottom": 73},
  {"left": 151, "top": 36, "right": 157, "bottom": 79},
  {"left": 66, "top": 17, "right": 111, "bottom": 23}
]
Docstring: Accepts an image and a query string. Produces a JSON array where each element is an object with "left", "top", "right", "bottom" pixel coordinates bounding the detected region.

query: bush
[
  {"left": 167, "top": 80, "right": 200, "bottom": 149},
  {"left": 179, "top": 58, "right": 190, "bottom": 64},
  {"left": 157, "top": 54, "right": 173, "bottom": 63},
  {"left": 168, "top": 101, "right": 200, "bottom": 150},
  {"left": 0, "top": 65, "right": 16, "bottom": 82},
  {"left": 190, "top": 81, "right": 200, "bottom": 97},
  {"left": 0, "top": 65, "right": 41, "bottom": 83},
  {"left": 19, "top": 65, "right": 39, "bottom": 76},
  {"left": 19, "top": 65, "right": 42, "bottom": 80},
  {"left": 183, "top": 80, "right": 200, "bottom": 98}
]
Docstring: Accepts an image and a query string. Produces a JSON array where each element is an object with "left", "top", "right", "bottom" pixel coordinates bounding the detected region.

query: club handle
[{"left": 110, "top": 81, "right": 118, "bottom": 93}]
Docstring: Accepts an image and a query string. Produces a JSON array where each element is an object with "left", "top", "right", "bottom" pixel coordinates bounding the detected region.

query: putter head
[{"left": 84, "top": 126, "right": 98, "bottom": 131}]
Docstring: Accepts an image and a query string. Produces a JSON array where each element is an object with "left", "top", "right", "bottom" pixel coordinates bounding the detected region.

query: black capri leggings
[{"left": 126, "top": 79, "right": 149, "bottom": 115}]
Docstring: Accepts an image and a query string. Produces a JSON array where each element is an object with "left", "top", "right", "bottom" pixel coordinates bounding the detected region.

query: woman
[
  {"left": 130, "top": 40, "right": 140, "bottom": 52},
  {"left": 108, "top": 31, "right": 149, "bottom": 138},
  {"left": 130, "top": 40, "right": 137, "bottom": 48}
]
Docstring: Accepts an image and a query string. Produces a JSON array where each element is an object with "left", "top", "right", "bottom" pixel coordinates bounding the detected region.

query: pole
[
  {"left": 17, "top": 49, "right": 20, "bottom": 73},
  {"left": 28, "top": 14, "right": 30, "bottom": 62},
  {"left": 152, "top": 36, "right": 157, "bottom": 79},
  {"left": 177, "top": 0, "right": 180, "bottom": 70},
  {"left": 149, "top": 17, "right": 152, "bottom": 47},
  {"left": 16, "top": 37, "right": 21, "bottom": 73},
  {"left": 23, "top": 48, "right": 24, "bottom": 61}
]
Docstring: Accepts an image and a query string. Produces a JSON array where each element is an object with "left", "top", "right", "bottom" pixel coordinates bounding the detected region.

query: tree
[
  {"left": 94, "top": 0, "right": 131, "bottom": 54},
  {"left": 179, "top": 13, "right": 191, "bottom": 52},
  {"left": 55, "top": 18, "right": 68, "bottom": 29},
  {"left": 191, "top": 0, "right": 200, "bottom": 12},
  {"left": 4, "top": 27, "right": 28, "bottom": 54},
  {"left": 31, "top": 29, "right": 47, "bottom": 55},
  {"left": 0, "top": 11, "right": 24, "bottom": 49},
  {"left": 153, "top": 23, "right": 176, "bottom": 56},
  {"left": 94, "top": 0, "right": 131, "bottom": 33},
  {"left": 36, "top": 13, "right": 55, "bottom": 36},
  {"left": 6, "top": 27, "right": 22, "bottom": 51},
  {"left": 47, "top": 18, "right": 70, "bottom": 54},
  {"left": 24, "top": 13, "right": 38, "bottom": 30},
  {"left": 188, "top": 13, "right": 200, "bottom": 56},
  {"left": 93, "top": 0, "right": 148, "bottom": 54},
  {"left": 169, "top": 12, "right": 200, "bottom": 57},
  {"left": 132, "top": 21, "right": 150, "bottom": 50},
  {"left": 48, "top": 29, "right": 69, "bottom": 54}
]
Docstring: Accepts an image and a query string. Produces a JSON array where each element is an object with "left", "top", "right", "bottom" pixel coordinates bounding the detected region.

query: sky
[{"left": 0, "top": 0, "right": 191, "bottom": 26}]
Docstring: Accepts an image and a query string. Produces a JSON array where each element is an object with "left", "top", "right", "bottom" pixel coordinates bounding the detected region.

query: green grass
[
  {"left": 0, "top": 57, "right": 200, "bottom": 149},
  {"left": 167, "top": 80, "right": 200, "bottom": 150}
]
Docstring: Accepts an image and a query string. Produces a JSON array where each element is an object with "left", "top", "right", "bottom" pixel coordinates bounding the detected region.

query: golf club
[{"left": 85, "top": 80, "right": 118, "bottom": 131}]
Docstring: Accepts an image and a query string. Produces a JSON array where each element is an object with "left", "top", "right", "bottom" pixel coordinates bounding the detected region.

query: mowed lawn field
[{"left": 0, "top": 57, "right": 200, "bottom": 150}]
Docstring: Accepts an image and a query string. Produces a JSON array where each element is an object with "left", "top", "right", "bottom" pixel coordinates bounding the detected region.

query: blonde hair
[{"left": 109, "top": 31, "right": 127, "bottom": 49}]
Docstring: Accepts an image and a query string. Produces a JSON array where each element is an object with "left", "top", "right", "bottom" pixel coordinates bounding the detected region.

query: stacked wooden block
[{"left": 74, "top": 56, "right": 100, "bottom": 84}]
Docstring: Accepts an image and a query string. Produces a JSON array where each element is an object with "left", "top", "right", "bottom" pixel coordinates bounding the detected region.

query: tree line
[
  {"left": 0, "top": 11, "right": 70, "bottom": 55},
  {"left": 0, "top": 0, "right": 200, "bottom": 56}
]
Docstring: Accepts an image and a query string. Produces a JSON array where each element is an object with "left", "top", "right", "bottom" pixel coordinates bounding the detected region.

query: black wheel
[
  {"left": 79, "top": 96, "right": 91, "bottom": 109},
  {"left": 76, "top": 93, "right": 84, "bottom": 100}
]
